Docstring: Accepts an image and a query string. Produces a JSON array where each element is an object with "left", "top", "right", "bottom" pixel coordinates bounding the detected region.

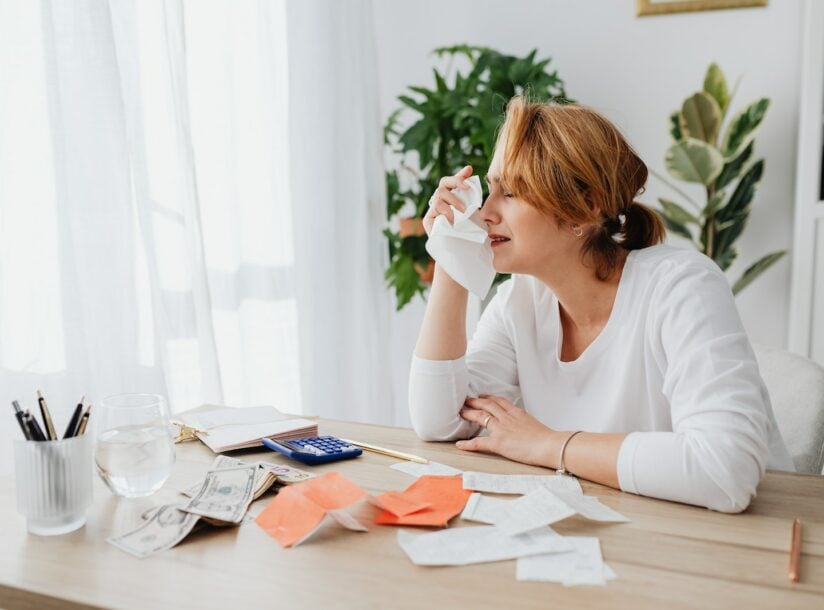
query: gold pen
[
  {"left": 76, "top": 405, "right": 92, "bottom": 436},
  {"left": 788, "top": 518, "right": 801, "bottom": 582},
  {"left": 36, "top": 390, "right": 58, "bottom": 440},
  {"left": 340, "top": 438, "right": 428, "bottom": 464}
]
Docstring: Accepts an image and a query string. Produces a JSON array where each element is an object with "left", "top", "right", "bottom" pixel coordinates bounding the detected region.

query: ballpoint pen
[
  {"left": 36, "top": 390, "right": 58, "bottom": 440},
  {"left": 23, "top": 409, "right": 46, "bottom": 441},
  {"left": 63, "top": 396, "right": 84, "bottom": 439},
  {"left": 11, "top": 401, "right": 33, "bottom": 440},
  {"left": 76, "top": 405, "right": 92, "bottom": 436}
]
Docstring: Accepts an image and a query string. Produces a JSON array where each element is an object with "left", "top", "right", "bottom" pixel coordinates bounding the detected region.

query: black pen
[
  {"left": 36, "top": 390, "right": 57, "bottom": 440},
  {"left": 63, "top": 396, "right": 84, "bottom": 439},
  {"left": 23, "top": 409, "right": 46, "bottom": 441},
  {"left": 76, "top": 405, "right": 92, "bottom": 436},
  {"left": 11, "top": 401, "right": 33, "bottom": 440}
]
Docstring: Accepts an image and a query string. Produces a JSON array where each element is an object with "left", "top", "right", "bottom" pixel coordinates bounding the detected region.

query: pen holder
[{"left": 13, "top": 434, "right": 93, "bottom": 536}]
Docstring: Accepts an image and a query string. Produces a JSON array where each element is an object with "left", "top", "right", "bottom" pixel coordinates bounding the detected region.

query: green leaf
[
  {"left": 680, "top": 92, "right": 722, "bottom": 145},
  {"left": 665, "top": 138, "right": 725, "bottom": 185},
  {"left": 716, "top": 159, "right": 764, "bottom": 223},
  {"left": 655, "top": 207, "right": 693, "bottom": 241},
  {"left": 669, "top": 111, "right": 683, "bottom": 141},
  {"left": 703, "top": 63, "right": 730, "bottom": 114},
  {"left": 398, "top": 95, "right": 425, "bottom": 114},
  {"left": 732, "top": 250, "right": 786, "bottom": 295},
  {"left": 715, "top": 141, "right": 753, "bottom": 191},
  {"left": 659, "top": 197, "right": 700, "bottom": 226},
  {"left": 721, "top": 98, "right": 770, "bottom": 158},
  {"left": 704, "top": 191, "right": 726, "bottom": 217}
]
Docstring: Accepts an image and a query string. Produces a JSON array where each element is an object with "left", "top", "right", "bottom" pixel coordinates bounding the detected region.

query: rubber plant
[
  {"left": 654, "top": 63, "right": 785, "bottom": 295},
  {"left": 383, "top": 45, "right": 569, "bottom": 309}
]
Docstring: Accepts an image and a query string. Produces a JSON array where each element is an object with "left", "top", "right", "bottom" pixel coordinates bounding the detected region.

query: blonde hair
[{"left": 498, "top": 97, "right": 664, "bottom": 280}]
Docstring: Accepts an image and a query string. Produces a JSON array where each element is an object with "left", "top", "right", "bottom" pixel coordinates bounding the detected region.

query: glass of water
[{"left": 94, "top": 393, "right": 176, "bottom": 498}]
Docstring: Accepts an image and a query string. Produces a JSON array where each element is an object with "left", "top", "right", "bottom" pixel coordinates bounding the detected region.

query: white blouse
[{"left": 409, "top": 245, "right": 794, "bottom": 513}]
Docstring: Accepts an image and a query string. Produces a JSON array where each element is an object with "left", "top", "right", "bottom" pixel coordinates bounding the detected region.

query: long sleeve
[
  {"left": 617, "top": 257, "right": 770, "bottom": 513},
  {"left": 409, "top": 281, "right": 521, "bottom": 441}
]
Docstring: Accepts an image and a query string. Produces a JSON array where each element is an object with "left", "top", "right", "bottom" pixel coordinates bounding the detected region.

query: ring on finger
[{"left": 482, "top": 415, "right": 492, "bottom": 429}]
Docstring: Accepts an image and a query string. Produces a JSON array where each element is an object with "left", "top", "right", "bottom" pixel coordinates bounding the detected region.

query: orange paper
[
  {"left": 255, "top": 471, "right": 367, "bottom": 547},
  {"left": 374, "top": 475, "right": 471, "bottom": 527},
  {"left": 370, "top": 491, "right": 431, "bottom": 517}
]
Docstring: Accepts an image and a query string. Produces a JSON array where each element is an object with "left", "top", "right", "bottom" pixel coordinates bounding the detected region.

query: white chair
[{"left": 753, "top": 344, "right": 824, "bottom": 474}]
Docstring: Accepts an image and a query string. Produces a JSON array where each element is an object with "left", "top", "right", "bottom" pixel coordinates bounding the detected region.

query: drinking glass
[{"left": 94, "top": 393, "right": 176, "bottom": 497}]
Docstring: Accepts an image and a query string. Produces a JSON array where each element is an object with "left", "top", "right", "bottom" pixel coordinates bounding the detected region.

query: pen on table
[
  {"left": 789, "top": 518, "right": 802, "bottom": 583},
  {"left": 75, "top": 405, "right": 92, "bottom": 436},
  {"left": 63, "top": 396, "right": 84, "bottom": 439},
  {"left": 36, "top": 390, "right": 58, "bottom": 440},
  {"left": 11, "top": 401, "right": 33, "bottom": 441},
  {"left": 340, "top": 438, "right": 428, "bottom": 464}
]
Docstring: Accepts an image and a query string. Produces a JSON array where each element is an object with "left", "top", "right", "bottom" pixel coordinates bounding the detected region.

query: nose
[{"left": 480, "top": 194, "right": 500, "bottom": 225}]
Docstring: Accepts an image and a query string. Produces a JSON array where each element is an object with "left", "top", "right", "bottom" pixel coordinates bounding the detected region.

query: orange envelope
[
  {"left": 256, "top": 471, "right": 367, "bottom": 547},
  {"left": 374, "top": 475, "right": 471, "bottom": 527}
]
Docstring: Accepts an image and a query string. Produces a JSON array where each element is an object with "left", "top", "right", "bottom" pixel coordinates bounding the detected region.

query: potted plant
[
  {"left": 383, "top": 45, "right": 569, "bottom": 309},
  {"left": 653, "top": 63, "right": 785, "bottom": 294}
]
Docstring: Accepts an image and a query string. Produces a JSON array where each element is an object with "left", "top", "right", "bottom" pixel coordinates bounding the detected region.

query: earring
[{"left": 572, "top": 224, "right": 583, "bottom": 237}]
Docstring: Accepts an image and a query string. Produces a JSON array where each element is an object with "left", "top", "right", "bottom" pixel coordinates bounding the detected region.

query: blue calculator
[{"left": 261, "top": 435, "right": 363, "bottom": 465}]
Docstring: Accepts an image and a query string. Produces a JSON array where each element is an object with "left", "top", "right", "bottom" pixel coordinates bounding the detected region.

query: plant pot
[
  {"left": 415, "top": 260, "right": 435, "bottom": 283},
  {"left": 398, "top": 217, "right": 426, "bottom": 238}
]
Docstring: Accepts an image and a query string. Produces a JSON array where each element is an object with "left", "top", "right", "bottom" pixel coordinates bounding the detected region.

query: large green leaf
[
  {"left": 655, "top": 204, "right": 693, "bottom": 241},
  {"left": 665, "top": 138, "right": 725, "bottom": 185},
  {"left": 732, "top": 250, "right": 786, "bottom": 295},
  {"left": 715, "top": 141, "right": 753, "bottom": 191},
  {"left": 659, "top": 198, "right": 699, "bottom": 226},
  {"left": 680, "top": 92, "right": 722, "bottom": 145},
  {"left": 703, "top": 63, "right": 730, "bottom": 114},
  {"left": 721, "top": 98, "right": 770, "bottom": 158},
  {"left": 716, "top": 159, "right": 764, "bottom": 223}
]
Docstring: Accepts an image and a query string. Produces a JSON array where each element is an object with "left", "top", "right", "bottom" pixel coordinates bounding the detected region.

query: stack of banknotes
[{"left": 107, "top": 456, "right": 314, "bottom": 558}]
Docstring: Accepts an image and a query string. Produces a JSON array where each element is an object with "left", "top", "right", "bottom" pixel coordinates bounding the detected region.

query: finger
[
  {"left": 459, "top": 406, "right": 487, "bottom": 426},
  {"left": 432, "top": 201, "right": 455, "bottom": 224},
  {"left": 456, "top": 165, "right": 473, "bottom": 189},
  {"left": 435, "top": 186, "right": 467, "bottom": 212},
  {"left": 477, "top": 394, "right": 515, "bottom": 412},
  {"left": 456, "top": 436, "right": 495, "bottom": 453},
  {"left": 438, "top": 169, "right": 472, "bottom": 192},
  {"left": 464, "top": 396, "right": 508, "bottom": 420}
]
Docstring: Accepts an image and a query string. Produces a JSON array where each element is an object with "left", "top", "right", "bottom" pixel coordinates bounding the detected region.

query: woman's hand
[
  {"left": 457, "top": 395, "right": 560, "bottom": 468},
  {"left": 423, "top": 165, "right": 473, "bottom": 236}
]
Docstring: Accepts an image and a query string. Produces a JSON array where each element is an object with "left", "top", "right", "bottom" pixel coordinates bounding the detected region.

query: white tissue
[{"left": 425, "top": 175, "right": 496, "bottom": 299}]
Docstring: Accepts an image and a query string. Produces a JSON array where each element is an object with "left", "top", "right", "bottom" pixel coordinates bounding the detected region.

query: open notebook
[{"left": 175, "top": 404, "right": 317, "bottom": 453}]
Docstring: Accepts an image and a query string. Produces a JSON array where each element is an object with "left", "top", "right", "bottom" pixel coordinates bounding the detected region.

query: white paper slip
[
  {"left": 460, "top": 493, "right": 513, "bottom": 524},
  {"left": 553, "top": 490, "right": 631, "bottom": 523},
  {"left": 397, "top": 525, "right": 572, "bottom": 566},
  {"left": 493, "top": 487, "right": 577, "bottom": 535},
  {"left": 462, "top": 472, "right": 583, "bottom": 495},
  {"left": 517, "top": 537, "right": 612, "bottom": 586},
  {"left": 391, "top": 461, "right": 462, "bottom": 477}
]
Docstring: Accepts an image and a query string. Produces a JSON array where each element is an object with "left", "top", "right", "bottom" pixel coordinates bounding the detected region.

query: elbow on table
[
  {"left": 409, "top": 409, "right": 465, "bottom": 442},
  {"left": 687, "top": 436, "right": 767, "bottom": 514}
]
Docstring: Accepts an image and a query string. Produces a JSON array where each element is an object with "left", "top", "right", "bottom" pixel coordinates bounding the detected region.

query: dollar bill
[
  {"left": 107, "top": 504, "right": 200, "bottom": 559},
  {"left": 181, "top": 464, "right": 257, "bottom": 524},
  {"left": 180, "top": 457, "right": 313, "bottom": 499}
]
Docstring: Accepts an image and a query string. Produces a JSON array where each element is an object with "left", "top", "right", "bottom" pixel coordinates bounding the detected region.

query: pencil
[
  {"left": 36, "top": 390, "right": 58, "bottom": 440},
  {"left": 341, "top": 438, "right": 428, "bottom": 464},
  {"left": 789, "top": 518, "right": 801, "bottom": 582}
]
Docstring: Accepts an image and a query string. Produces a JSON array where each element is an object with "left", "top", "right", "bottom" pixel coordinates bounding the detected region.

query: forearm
[
  {"left": 414, "top": 264, "right": 469, "bottom": 360},
  {"left": 544, "top": 431, "right": 627, "bottom": 489}
]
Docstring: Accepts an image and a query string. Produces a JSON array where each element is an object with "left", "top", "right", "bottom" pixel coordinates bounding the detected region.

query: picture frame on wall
[{"left": 636, "top": 0, "right": 768, "bottom": 17}]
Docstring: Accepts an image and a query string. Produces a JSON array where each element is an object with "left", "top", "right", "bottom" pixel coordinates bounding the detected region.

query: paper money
[
  {"left": 107, "top": 504, "right": 200, "bottom": 559},
  {"left": 180, "top": 457, "right": 312, "bottom": 499},
  {"left": 181, "top": 465, "right": 257, "bottom": 524}
]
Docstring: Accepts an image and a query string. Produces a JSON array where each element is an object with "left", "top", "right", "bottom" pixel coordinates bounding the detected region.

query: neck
[{"left": 533, "top": 249, "right": 628, "bottom": 330}]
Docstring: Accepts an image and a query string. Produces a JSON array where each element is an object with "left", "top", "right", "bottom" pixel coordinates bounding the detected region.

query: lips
[{"left": 488, "top": 233, "right": 511, "bottom": 248}]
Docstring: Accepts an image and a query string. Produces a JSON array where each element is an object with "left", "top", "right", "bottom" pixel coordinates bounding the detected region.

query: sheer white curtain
[{"left": 0, "top": 0, "right": 396, "bottom": 473}]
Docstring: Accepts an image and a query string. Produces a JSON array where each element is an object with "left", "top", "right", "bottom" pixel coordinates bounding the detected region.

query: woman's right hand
[{"left": 423, "top": 165, "right": 473, "bottom": 236}]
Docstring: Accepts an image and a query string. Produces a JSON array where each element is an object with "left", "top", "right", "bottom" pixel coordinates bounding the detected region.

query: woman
[{"left": 409, "top": 97, "right": 793, "bottom": 513}]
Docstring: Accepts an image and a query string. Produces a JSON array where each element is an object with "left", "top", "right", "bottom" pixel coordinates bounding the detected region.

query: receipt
[
  {"left": 517, "top": 537, "right": 616, "bottom": 586},
  {"left": 462, "top": 472, "right": 583, "bottom": 495},
  {"left": 425, "top": 175, "right": 496, "bottom": 299}
]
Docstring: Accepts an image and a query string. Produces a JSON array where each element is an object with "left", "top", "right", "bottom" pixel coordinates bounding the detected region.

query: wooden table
[{"left": 1, "top": 419, "right": 822, "bottom": 609}]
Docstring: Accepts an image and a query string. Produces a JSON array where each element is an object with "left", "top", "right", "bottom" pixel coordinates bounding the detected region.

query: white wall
[{"left": 374, "top": 0, "right": 803, "bottom": 425}]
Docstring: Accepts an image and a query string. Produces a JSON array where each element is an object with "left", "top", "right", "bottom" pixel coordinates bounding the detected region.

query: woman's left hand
[{"left": 457, "top": 395, "right": 559, "bottom": 468}]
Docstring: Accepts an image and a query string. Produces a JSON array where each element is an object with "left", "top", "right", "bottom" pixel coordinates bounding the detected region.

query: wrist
[{"left": 541, "top": 430, "right": 569, "bottom": 470}]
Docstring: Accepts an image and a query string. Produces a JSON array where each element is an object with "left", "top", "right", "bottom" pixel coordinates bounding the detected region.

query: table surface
[{"left": 1, "top": 419, "right": 822, "bottom": 610}]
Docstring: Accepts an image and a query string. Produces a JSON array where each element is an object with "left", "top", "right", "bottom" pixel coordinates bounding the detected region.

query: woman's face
[{"left": 480, "top": 146, "right": 577, "bottom": 276}]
